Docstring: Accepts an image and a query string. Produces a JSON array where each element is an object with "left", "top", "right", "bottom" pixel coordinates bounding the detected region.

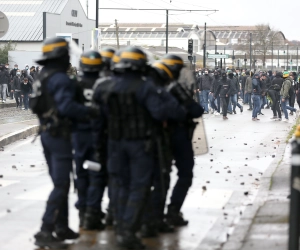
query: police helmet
[
  {"left": 161, "top": 54, "right": 184, "bottom": 80},
  {"left": 113, "top": 46, "right": 147, "bottom": 72},
  {"left": 36, "top": 37, "right": 69, "bottom": 65},
  {"left": 152, "top": 61, "right": 174, "bottom": 82},
  {"left": 100, "top": 47, "right": 115, "bottom": 69},
  {"left": 80, "top": 50, "right": 103, "bottom": 73}
]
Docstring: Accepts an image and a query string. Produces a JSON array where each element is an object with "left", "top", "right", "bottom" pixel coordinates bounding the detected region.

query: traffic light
[{"left": 188, "top": 39, "right": 193, "bottom": 55}]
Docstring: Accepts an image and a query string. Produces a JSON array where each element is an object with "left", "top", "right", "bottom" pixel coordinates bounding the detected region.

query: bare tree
[{"left": 234, "top": 23, "right": 285, "bottom": 68}]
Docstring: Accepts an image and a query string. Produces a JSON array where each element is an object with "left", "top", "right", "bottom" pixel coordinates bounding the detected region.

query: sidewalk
[
  {"left": 0, "top": 120, "right": 38, "bottom": 147},
  {"left": 222, "top": 138, "right": 291, "bottom": 250}
]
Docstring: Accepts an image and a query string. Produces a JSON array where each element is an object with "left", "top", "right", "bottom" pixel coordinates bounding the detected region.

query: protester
[
  {"left": 20, "top": 77, "right": 32, "bottom": 110},
  {"left": 12, "top": 69, "right": 23, "bottom": 108},
  {"left": 280, "top": 71, "right": 297, "bottom": 122}
]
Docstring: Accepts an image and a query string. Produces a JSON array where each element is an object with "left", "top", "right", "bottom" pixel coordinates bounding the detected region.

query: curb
[
  {"left": 0, "top": 125, "right": 39, "bottom": 148},
  {"left": 0, "top": 103, "right": 16, "bottom": 109}
]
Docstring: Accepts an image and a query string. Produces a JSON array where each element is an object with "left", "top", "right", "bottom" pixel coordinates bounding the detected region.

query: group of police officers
[{"left": 31, "top": 37, "right": 203, "bottom": 249}]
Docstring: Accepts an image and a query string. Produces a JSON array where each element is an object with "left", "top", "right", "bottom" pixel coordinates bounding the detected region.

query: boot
[
  {"left": 55, "top": 227, "right": 79, "bottom": 240},
  {"left": 166, "top": 206, "right": 188, "bottom": 226},
  {"left": 79, "top": 208, "right": 85, "bottom": 228},
  {"left": 34, "top": 231, "right": 68, "bottom": 249},
  {"left": 83, "top": 207, "right": 105, "bottom": 231},
  {"left": 105, "top": 208, "right": 114, "bottom": 226},
  {"left": 157, "top": 220, "right": 175, "bottom": 233},
  {"left": 117, "top": 231, "right": 145, "bottom": 250},
  {"left": 140, "top": 222, "right": 158, "bottom": 238}
]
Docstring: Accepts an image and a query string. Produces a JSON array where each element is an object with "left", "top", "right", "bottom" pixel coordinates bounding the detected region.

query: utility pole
[
  {"left": 297, "top": 47, "right": 299, "bottom": 72},
  {"left": 287, "top": 44, "right": 289, "bottom": 70},
  {"left": 223, "top": 47, "right": 226, "bottom": 69},
  {"left": 250, "top": 33, "right": 252, "bottom": 72},
  {"left": 115, "top": 19, "right": 120, "bottom": 49},
  {"left": 203, "top": 22, "right": 207, "bottom": 68},
  {"left": 215, "top": 44, "right": 217, "bottom": 68},
  {"left": 166, "top": 10, "right": 169, "bottom": 54},
  {"left": 96, "top": 0, "right": 99, "bottom": 28}
]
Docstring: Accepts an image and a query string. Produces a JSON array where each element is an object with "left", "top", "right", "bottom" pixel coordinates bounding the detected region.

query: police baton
[{"left": 288, "top": 125, "right": 300, "bottom": 250}]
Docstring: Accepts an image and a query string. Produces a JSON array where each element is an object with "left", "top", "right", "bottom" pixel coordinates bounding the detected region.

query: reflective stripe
[
  {"left": 153, "top": 62, "right": 173, "bottom": 79},
  {"left": 101, "top": 51, "right": 114, "bottom": 58},
  {"left": 291, "top": 155, "right": 300, "bottom": 166},
  {"left": 162, "top": 59, "right": 183, "bottom": 65},
  {"left": 112, "top": 55, "right": 120, "bottom": 63},
  {"left": 121, "top": 51, "right": 146, "bottom": 60},
  {"left": 42, "top": 42, "right": 67, "bottom": 53},
  {"left": 81, "top": 57, "right": 102, "bottom": 65}
]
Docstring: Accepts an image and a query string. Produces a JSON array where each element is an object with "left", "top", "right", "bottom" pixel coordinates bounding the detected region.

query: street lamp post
[
  {"left": 250, "top": 33, "right": 252, "bottom": 72},
  {"left": 215, "top": 44, "right": 217, "bottom": 68},
  {"left": 224, "top": 47, "right": 226, "bottom": 69},
  {"left": 287, "top": 44, "right": 289, "bottom": 69},
  {"left": 297, "top": 47, "right": 299, "bottom": 72},
  {"left": 244, "top": 53, "right": 247, "bottom": 69}
]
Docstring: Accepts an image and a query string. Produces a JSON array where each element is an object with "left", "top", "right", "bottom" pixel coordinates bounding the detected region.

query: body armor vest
[
  {"left": 77, "top": 76, "right": 97, "bottom": 107},
  {"left": 97, "top": 78, "right": 153, "bottom": 140}
]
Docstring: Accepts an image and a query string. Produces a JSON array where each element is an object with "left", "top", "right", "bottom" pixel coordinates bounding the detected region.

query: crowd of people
[
  {"left": 0, "top": 63, "right": 78, "bottom": 110},
  {"left": 29, "top": 37, "right": 203, "bottom": 250},
  {"left": 195, "top": 68, "right": 299, "bottom": 122}
]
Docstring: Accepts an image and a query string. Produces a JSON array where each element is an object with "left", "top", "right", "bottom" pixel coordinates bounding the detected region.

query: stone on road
[{"left": 0, "top": 110, "right": 295, "bottom": 250}]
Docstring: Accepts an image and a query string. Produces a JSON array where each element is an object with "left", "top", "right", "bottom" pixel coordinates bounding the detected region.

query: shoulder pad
[{"left": 93, "top": 76, "right": 115, "bottom": 91}]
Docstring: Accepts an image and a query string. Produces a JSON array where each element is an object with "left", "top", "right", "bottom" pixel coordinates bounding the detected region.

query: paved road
[{"left": 0, "top": 109, "right": 295, "bottom": 250}]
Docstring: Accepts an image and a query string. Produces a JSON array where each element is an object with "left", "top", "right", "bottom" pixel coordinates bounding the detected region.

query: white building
[{"left": 0, "top": 0, "right": 95, "bottom": 67}]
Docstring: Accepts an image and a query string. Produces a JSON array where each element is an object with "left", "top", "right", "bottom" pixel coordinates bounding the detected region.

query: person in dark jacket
[
  {"left": 20, "top": 77, "right": 32, "bottom": 110},
  {"left": 268, "top": 84, "right": 282, "bottom": 121},
  {"left": 259, "top": 74, "right": 267, "bottom": 112},
  {"left": 198, "top": 69, "right": 213, "bottom": 114},
  {"left": 215, "top": 72, "right": 232, "bottom": 120},
  {"left": 21, "top": 69, "right": 34, "bottom": 84},
  {"left": 271, "top": 72, "right": 284, "bottom": 89},
  {"left": 241, "top": 72, "right": 248, "bottom": 103},
  {"left": 9, "top": 64, "right": 18, "bottom": 100},
  {"left": 209, "top": 70, "right": 221, "bottom": 115},
  {"left": 252, "top": 74, "right": 262, "bottom": 121},
  {"left": 0, "top": 64, "right": 10, "bottom": 103},
  {"left": 12, "top": 69, "right": 23, "bottom": 108},
  {"left": 288, "top": 72, "right": 297, "bottom": 113},
  {"left": 30, "top": 66, "right": 38, "bottom": 80},
  {"left": 227, "top": 71, "right": 243, "bottom": 114}
]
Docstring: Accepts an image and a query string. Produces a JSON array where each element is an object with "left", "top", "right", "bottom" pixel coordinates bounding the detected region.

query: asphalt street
[{"left": 0, "top": 108, "right": 295, "bottom": 250}]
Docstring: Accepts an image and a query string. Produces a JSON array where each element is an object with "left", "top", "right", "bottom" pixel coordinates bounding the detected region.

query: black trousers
[
  {"left": 269, "top": 90, "right": 281, "bottom": 118},
  {"left": 221, "top": 96, "right": 229, "bottom": 117},
  {"left": 14, "top": 91, "right": 23, "bottom": 107}
]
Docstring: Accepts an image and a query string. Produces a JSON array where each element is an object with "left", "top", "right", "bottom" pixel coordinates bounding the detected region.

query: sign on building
[{"left": 207, "top": 54, "right": 229, "bottom": 59}]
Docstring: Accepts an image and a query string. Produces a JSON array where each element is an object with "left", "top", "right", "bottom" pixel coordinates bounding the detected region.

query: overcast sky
[{"left": 79, "top": 0, "right": 300, "bottom": 41}]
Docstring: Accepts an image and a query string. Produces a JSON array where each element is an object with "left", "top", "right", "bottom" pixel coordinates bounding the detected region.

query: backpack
[{"left": 29, "top": 70, "right": 58, "bottom": 116}]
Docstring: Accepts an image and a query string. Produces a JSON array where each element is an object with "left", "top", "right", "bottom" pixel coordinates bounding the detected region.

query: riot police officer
[
  {"left": 162, "top": 54, "right": 204, "bottom": 227},
  {"left": 72, "top": 50, "right": 107, "bottom": 230},
  {"left": 100, "top": 47, "right": 115, "bottom": 77},
  {"left": 93, "top": 47, "right": 187, "bottom": 249},
  {"left": 32, "top": 37, "right": 96, "bottom": 249}
]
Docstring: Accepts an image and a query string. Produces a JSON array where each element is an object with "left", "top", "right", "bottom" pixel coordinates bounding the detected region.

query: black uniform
[{"left": 215, "top": 76, "right": 232, "bottom": 117}]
